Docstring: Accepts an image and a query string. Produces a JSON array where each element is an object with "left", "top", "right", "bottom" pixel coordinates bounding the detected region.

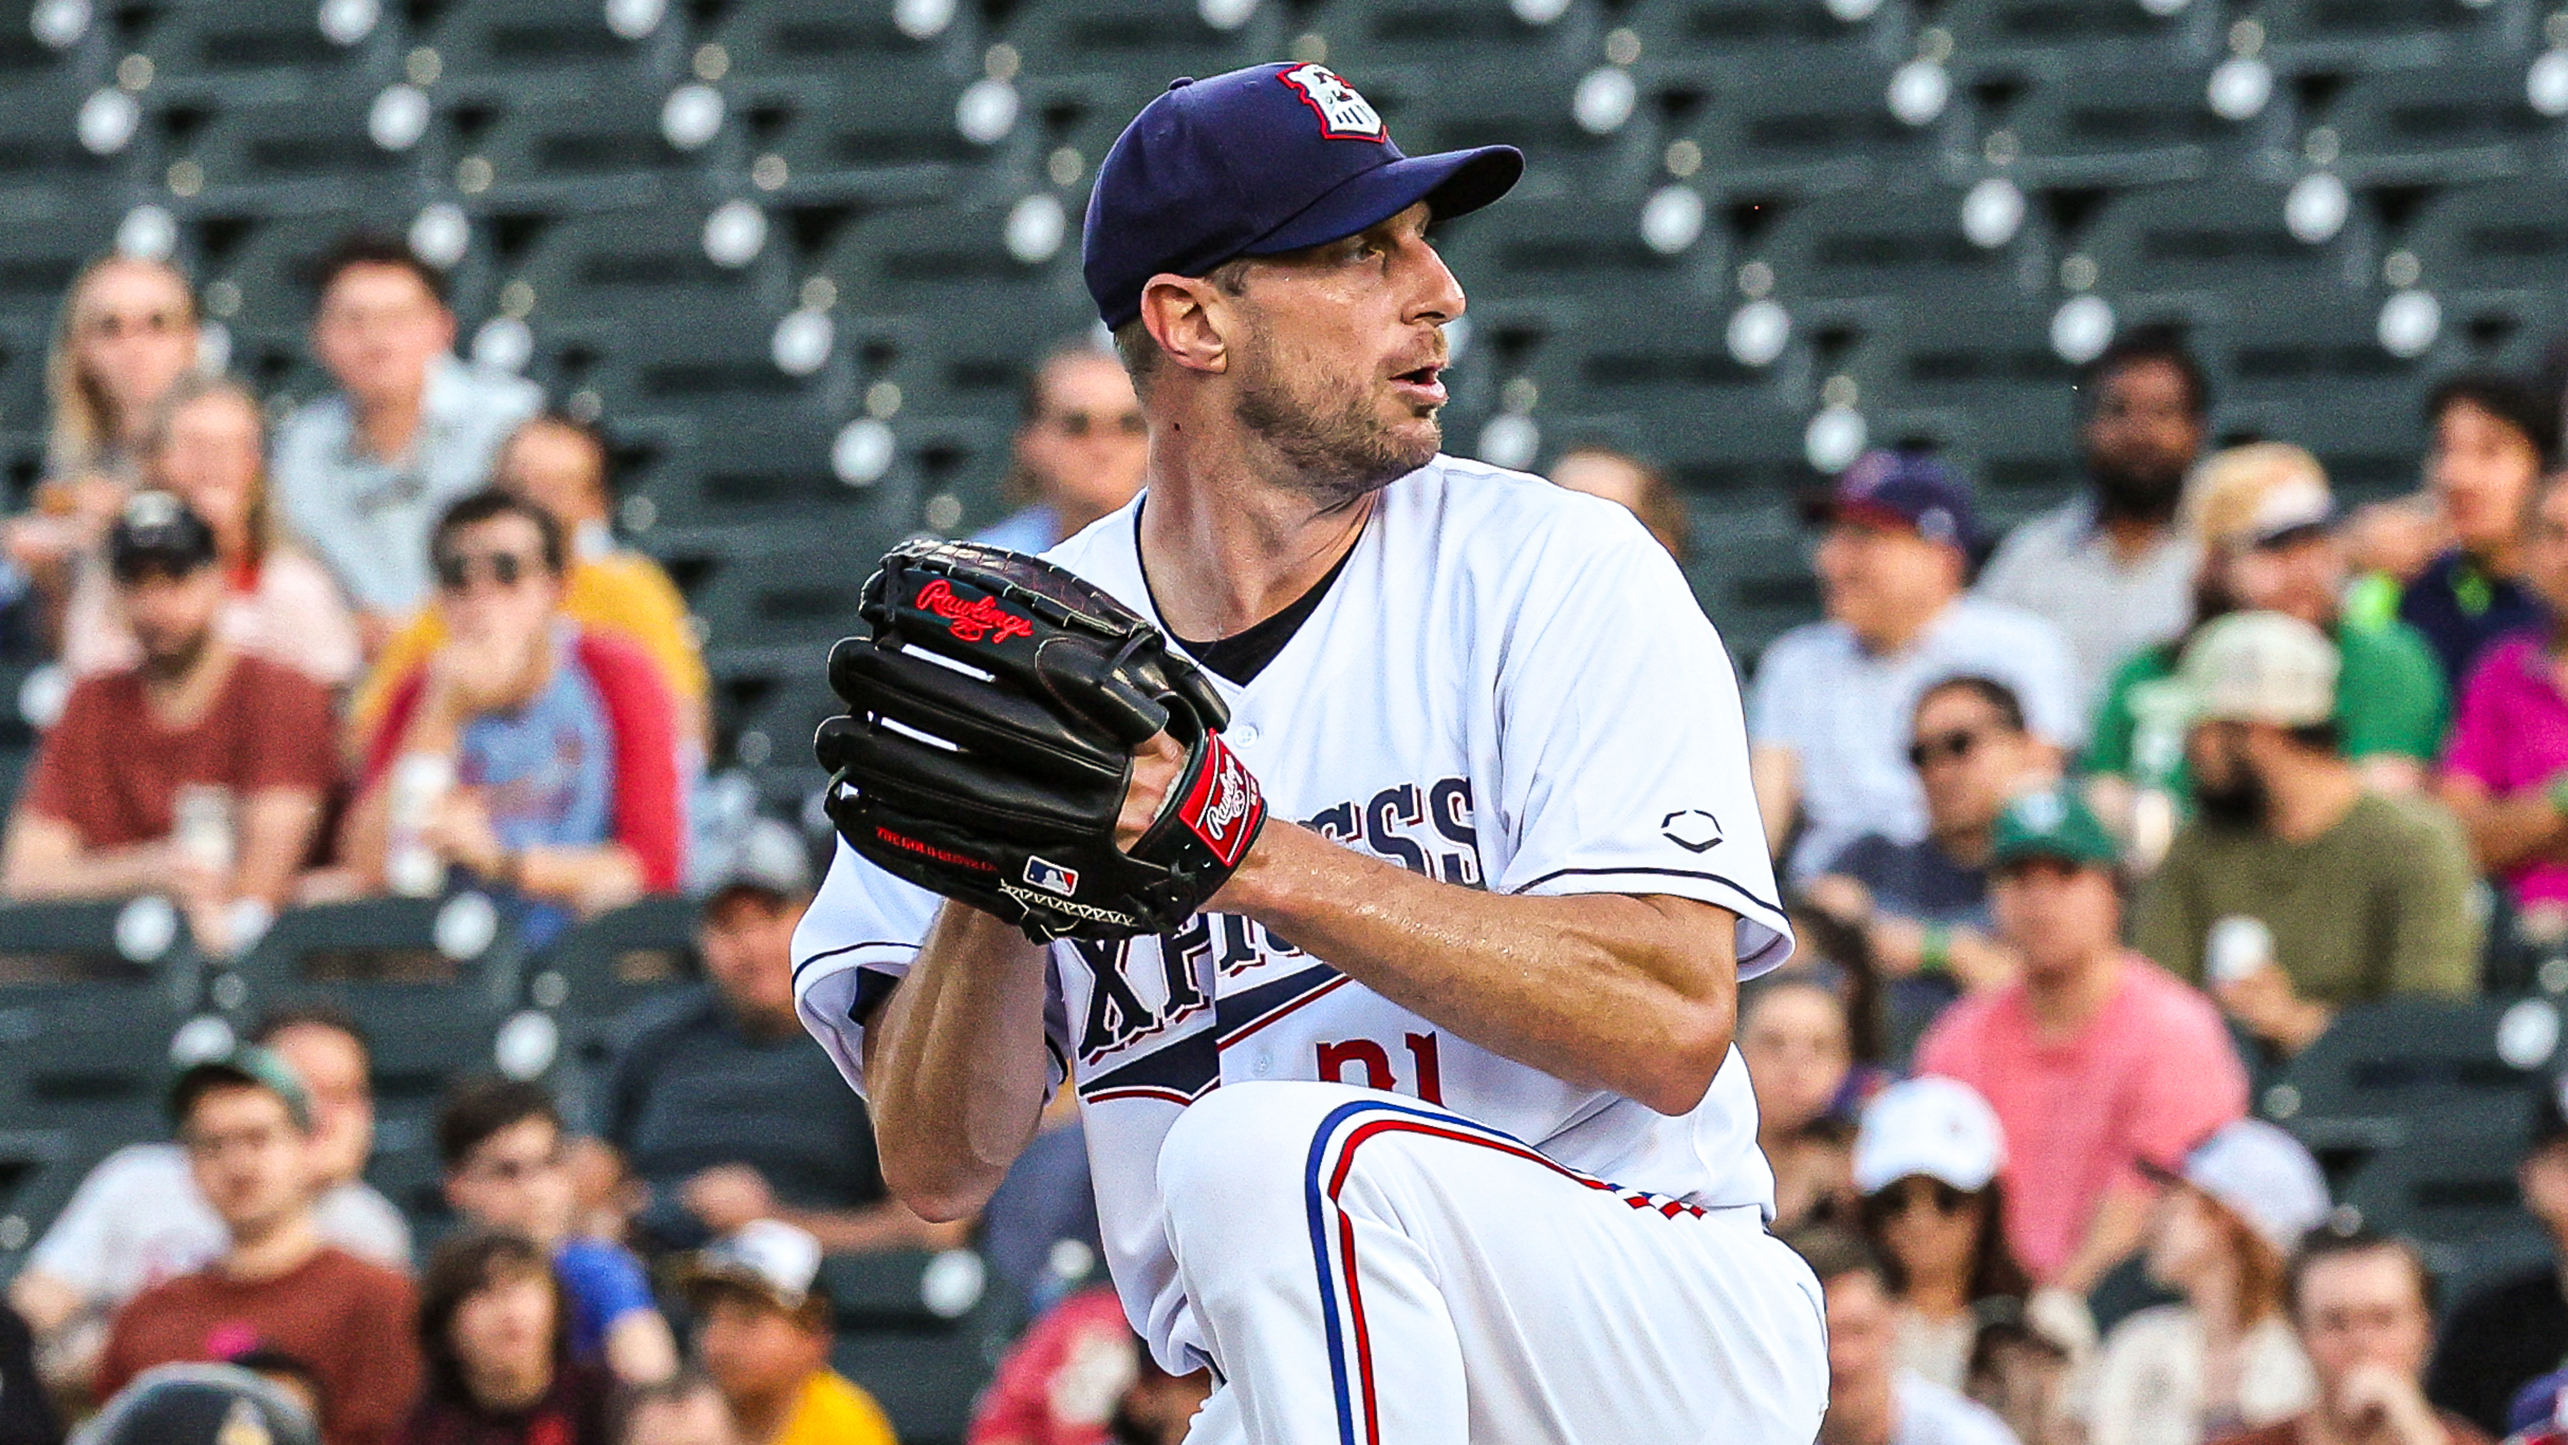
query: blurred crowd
[
  {"left": 22, "top": 224, "right": 2568, "bottom": 1445},
  {"left": 0, "top": 240, "right": 1193, "bottom": 1445},
  {"left": 1540, "top": 331, "right": 2568, "bottom": 1445},
  {"left": 0, "top": 241, "right": 1152, "bottom": 960}
]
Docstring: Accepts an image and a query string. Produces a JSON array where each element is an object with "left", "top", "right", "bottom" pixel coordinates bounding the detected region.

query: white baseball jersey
[{"left": 793, "top": 455, "right": 1796, "bottom": 1377}]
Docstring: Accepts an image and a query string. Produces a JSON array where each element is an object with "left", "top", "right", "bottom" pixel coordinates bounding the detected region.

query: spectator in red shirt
[
  {"left": 344, "top": 490, "right": 682, "bottom": 937},
  {"left": 1, "top": 490, "right": 336, "bottom": 954},
  {"left": 96, "top": 1048, "right": 420, "bottom": 1445},
  {"left": 1916, "top": 785, "right": 2248, "bottom": 1300}
]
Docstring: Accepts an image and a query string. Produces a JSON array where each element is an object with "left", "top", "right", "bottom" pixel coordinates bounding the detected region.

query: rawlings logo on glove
[
  {"left": 816, "top": 539, "right": 1269, "bottom": 943},
  {"left": 914, "top": 578, "right": 1035, "bottom": 644}
]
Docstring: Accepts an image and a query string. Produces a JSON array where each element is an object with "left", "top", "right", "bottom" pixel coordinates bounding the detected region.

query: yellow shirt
[
  {"left": 350, "top": 548, "right": 709, "bottom": 738},
  {"left": 774, "top": 1369, "right": 900, "bottom": 1445}
]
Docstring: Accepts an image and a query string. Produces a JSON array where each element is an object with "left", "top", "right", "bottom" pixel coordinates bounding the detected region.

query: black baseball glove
[{"left": 814, "top": 539, "right": 1268, "bottom": 942}]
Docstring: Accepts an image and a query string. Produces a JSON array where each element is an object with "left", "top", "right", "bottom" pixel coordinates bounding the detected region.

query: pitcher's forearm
[{"left": 862, "top": 902, "right": 1058, "bottom": 1219}]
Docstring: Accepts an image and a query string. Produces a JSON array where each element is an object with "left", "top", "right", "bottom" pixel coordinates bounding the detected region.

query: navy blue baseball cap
[
  {"left": 1082, "top": 62, "right": 1524, "bottom": 331},
  {"left": 1799, "top": 449, "right": 1979, "bottom": 551}
]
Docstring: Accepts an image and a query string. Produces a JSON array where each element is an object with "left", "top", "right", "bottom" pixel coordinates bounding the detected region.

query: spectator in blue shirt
[
  {"left": 436, "top": 1077, "right": 677, "bottom": 1387},
  {"left": 271, "top": 235, "right": 539, "bottom": 634}
]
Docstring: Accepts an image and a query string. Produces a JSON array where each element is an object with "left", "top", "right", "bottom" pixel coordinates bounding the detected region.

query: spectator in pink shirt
[
  {"left": 1916, "top": 785, "right": 2248, "bottom": 1299},
  {"left": 2441, "top": 467, "right": 2568, "bottom": 930}
]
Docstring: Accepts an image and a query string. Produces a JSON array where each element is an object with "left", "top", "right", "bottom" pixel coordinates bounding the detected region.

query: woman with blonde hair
[
  {"left": 59, "top": 373, "right": 359, "bottom": 684},
  {"left": 2087, "top": 1120, "right": 2326, "bottom": 1445},
  {"left": 2, "top": 254, "right": 202, "bottom": 639}
]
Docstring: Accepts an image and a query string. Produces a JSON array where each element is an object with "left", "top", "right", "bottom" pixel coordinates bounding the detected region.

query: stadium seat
[
  {"left": 2261, "top": 999, "right": 2540, "bottom": 1187},
  {"left": 2321, "top": 63, "right": 2556, "bottom": 186},
  {"left": 2338, "top": 1118, "right": 2554, "bottom": 1317},
  {"left": 0, "top": 901, "right": 202, "bottom": 1136},
  {"left": 517, "top": 896, "right": 697, "bottom": 1130},
  {"left": 1994, "top": 62, "right": 2262, "bottom": 189},
  {"left": 823, "top": 1249, "right": 1019, "bottom": 1445},
  {"left": 0, "top": 1126, "right": 90, "bottom": 1285}
]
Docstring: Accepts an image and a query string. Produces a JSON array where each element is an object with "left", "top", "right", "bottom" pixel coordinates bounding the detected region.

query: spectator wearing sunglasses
[
  {"left": 974, "top": 341, "right": 1148, "bottom": 554},
  {"left": 1916, "top": 787, "right": 2248, "bottom": 1298},
  {"left": 1751, "top": 449, "right": 2080, "bottom": 885},
  {"left": 1853, "top": 1078, "right": 2031, "bottom": 1394},
  {"left": 354, "top": 414, "right": 710, "bottom": 753},
  {"left": 1805, "top": 675, "right": 2052, "bottom": 1062},
  {"left": 343, "top": 490, "right": 684, "bottom": 938},
  {"left": 2088, "top": 1120, "right": 2327, "bottom": 1445},
  {"left": 1, "top": 492, "right": 336, "bottom": 954}
]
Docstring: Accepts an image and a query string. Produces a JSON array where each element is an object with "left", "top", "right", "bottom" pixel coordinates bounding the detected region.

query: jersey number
[{"left": 1315, "top": 1032, "right": 1445, "bottom": 1105}]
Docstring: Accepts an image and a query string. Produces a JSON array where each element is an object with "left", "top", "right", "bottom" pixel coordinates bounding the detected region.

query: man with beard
[
  {"left": 792, "top": 62, "right": 1828, "bottom": 1444},
  {"left": 1978, "top": 329, "right": 2209, "bottom": 706},
  {"left": 2136, "top": 612, "right": 2478, "bottom": 1057},
  {"left": 1, "top": 491, "right": 334, "bottom": 951}
]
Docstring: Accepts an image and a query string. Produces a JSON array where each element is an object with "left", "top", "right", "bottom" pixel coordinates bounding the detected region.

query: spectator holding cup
[
  {"left": 343, "top": 490, "right": 684, "bottom": 939},
  {"left": 0, "top": 491, "right": 336, "bottom": 953}
]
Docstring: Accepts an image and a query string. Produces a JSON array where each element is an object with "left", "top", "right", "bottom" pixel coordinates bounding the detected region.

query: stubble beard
[
  {"left": 136, "top": 625, "right": 211, "bottom": 684},
  {"left": 1231, "top": 332, "right": 1440, "bottom": 508}
]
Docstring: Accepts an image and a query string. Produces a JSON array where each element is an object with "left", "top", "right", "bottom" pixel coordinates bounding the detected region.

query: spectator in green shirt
[
  {"left": 2134, "top": 612, "right": 2481, "bottom": 1058},
  {"left": 2087, "top": 444, "right": 2447, "bottom": 866}
]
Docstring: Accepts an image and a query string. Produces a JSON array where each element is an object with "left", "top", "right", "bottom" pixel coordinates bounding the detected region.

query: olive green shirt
[{"left": 2134, "top": 793, "right": 2481, "bottom": 1004}]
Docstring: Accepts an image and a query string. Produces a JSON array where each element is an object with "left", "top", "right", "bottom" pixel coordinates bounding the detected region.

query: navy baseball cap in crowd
[
  {"left": 108, "top": 489, "right": 218, "bottom": 579},
  {"left": 1082, "top": 62, "right": 1524, "bottom": 330},
  {"left": 1798, "top": 449, "right": 1979, "bottom": 552}
]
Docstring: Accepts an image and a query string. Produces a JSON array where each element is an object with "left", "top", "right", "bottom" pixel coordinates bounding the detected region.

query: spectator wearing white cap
[
  {"left": 2088, "top": 1120, "right": 2328, "bottom": 1445},
  {"left": 1854, "top": 1078, "right": 2031, "bottom": 1393},
  {"left": 680, "top": 1221, "right": 895, "bottom": 1445},
  {"left": 2133, "top": 611, "right": 2481, "bottom": 1058}
]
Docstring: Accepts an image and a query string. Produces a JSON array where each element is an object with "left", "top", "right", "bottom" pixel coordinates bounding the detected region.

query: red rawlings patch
[
  {"left": 1175, "top": 732, "right": 1265, "bottom": 868},
  {"left": 915, "top": 578, "right": 1034, "bottom": 645}
]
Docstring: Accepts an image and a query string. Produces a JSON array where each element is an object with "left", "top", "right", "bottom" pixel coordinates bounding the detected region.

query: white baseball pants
[{"left": 1155, "top": 1082, "right": 1830, "bottom": 1445}]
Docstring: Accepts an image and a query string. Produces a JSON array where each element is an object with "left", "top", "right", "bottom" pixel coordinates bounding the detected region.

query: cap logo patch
[
  {"left": 1279, "top": 63, "right": 1387, "bottom": 141},
  {"left": 2013, "top": 790, "right": 2067, "bottom": 832}
]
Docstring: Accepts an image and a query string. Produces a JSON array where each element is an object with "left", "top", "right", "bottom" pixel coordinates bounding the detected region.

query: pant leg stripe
[{"left": 1302, "top": 1099, "right": 1716, "bottom": 1443}]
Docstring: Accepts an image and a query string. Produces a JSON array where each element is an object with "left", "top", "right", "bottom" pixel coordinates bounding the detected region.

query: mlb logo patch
[
  {"left": 1279, "top": 63, "right": 1388, "bottom": 141},
  {"left": 1024, "top": 857, "right": 1081, "bottom": 897}
]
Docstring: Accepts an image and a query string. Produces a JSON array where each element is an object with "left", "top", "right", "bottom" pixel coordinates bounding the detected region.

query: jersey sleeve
[
  {"left": 791, "top": 839, "right": 1076, "bottom": 1099},
  {"left": 1487, "top": 514, "right": 1794, "bottom": 978}
]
